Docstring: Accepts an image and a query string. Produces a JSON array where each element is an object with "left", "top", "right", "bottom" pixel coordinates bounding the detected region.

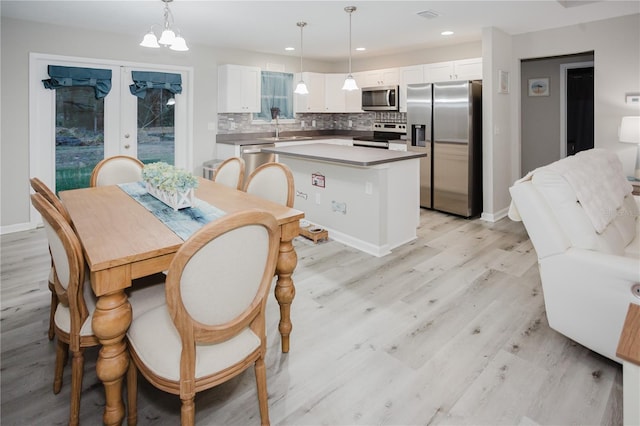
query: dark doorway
[{"left": 566, "top": 66, "right": 594, "bottom": 156}]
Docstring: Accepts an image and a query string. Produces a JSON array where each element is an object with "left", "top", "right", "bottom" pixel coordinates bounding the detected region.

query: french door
[{"left": 29, "top": 54, "right": 191, "bottom": 197}]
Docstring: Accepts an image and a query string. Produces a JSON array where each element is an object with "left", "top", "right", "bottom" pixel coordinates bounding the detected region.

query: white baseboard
[
  {"left": 1, "top": 222, "right": 37, "bottom": 235},
  {"left": 480, "top": 206, "right": 509, "bottom": 223}
]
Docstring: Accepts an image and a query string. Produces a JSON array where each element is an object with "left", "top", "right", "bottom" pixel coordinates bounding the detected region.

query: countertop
[
  {"left": 217, "top": 135, "right": 357, "bottom": 146},
  {"left": 262, "top": 143, "right": 426, "bottom": 167}
]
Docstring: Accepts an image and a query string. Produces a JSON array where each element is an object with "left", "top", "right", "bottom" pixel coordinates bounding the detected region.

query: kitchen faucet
[{"left": 271, "top": 107, "right": 280, "bottom": 139}]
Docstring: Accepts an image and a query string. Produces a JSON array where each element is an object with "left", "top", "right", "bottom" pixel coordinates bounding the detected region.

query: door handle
[{"left": 124, "top": 144, "right": 130, "bottom": 149}]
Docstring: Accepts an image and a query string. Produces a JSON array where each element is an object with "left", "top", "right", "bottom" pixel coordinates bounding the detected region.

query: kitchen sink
[{"left": 258, "top": 136, "right": 314, "bottom": 142}]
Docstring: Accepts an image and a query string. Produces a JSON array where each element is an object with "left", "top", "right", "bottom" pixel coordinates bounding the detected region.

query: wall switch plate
[
  {"left": 365, "top": 182, "right": 373, "bottom": 194},
  {"left": 315, "top": 193, "right": 321, "bottom": 204}
]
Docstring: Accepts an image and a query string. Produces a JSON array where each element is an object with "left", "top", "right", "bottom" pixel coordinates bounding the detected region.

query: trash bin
[{"left": 202, "top": 159, "right": 225, "bottom": 180}]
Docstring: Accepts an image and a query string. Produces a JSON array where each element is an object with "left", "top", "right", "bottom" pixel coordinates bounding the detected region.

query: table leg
[
  {"left": 92, "top": 290, "right": 132, "bottom": 426},
  {"left": 274, "top": 223, "right": 299, "bottom": 353}
]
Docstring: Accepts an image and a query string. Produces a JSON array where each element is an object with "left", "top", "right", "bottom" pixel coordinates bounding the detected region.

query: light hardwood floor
[{"left": 1, "top": 209, "right": 622, "bottom": 425}]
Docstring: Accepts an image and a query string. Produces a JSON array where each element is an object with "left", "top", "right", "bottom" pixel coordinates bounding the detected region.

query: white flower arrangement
[
  {"left": 142, "top": 162, "right": 198, "bottom": 210},
  {"left": 142, "top": 162, "right": 198, "bottom": 193}
]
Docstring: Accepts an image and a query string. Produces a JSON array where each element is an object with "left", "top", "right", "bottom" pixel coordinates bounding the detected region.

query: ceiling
[{"left": 2, "top": 1, "right": 639, "bottom": 61}]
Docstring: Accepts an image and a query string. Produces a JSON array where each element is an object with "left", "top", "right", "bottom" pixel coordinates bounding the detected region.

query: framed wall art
[{"left": 528, "top": 78, "right": 549, "bottom": 97}]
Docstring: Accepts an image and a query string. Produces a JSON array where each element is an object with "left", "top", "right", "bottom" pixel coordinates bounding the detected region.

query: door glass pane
[
  {"left": 137, "top": 88, "right": 175, "bottom": 165},
  {"left": 55, "top": 86, "right": 104, "bottom": 192}
]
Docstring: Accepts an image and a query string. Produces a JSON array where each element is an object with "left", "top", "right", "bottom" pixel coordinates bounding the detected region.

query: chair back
[
  {"left": 244, "top": 162, "right": 295, "bottom": 207},
  {"left": 31, "top": 193, "right": 88, "bottom": 347},
  {"left": 90, "top": 155, "right": 144, "bottom": 187},
  {"left": 165, "top": 209, "right": 280, "bottom": 350},
  {"left": 212, "top": 157, "right": 245, "bottom": 190},
  {"left": 30, "top": 177, "right": 72, "bottom": 224}
]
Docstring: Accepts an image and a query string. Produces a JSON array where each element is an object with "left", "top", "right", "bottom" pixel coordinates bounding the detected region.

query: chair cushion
[
  {"left": 127, "top": 305, "right": 261, "bottom": 381},
  {"left": 54, "top": 274, "right": 96, "bottom": 336}
]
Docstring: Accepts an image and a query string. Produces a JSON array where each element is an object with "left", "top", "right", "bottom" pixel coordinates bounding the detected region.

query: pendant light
[
  {"left": 294, "top": 21, "right": 309, "bottom": 95},
  {"left": 342, "top": 6, "right": 358, "bottom": 91},
  {"left": 140, "top": 0, "right": 189, "bottom": 52}
]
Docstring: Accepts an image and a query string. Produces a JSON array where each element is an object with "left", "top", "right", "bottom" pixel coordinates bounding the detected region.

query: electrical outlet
[
  {"left": 315, "top": 193, "right": 321, "bottom": 205},
  {"left": 312, "top": 120, "right": 316, "bottom": 127},
  {"left": 301, "top": 120, "right": 305, "bottom": 128},
  {"left": 331, "top": 200, "right": 347, "bottom": 214},
  {"left": 230, "top": 121, "right": 236, "bottom": 130},
  {"left": 348, "top": 120, "right": 353, "bottom": 128},
  {"left": 296, "top": 190, "right": 308, "bottom": 200}
]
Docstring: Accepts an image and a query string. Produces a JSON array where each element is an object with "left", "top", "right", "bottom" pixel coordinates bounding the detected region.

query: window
[{"left": 257, "top": 71, "right": 294, "bottom": 121}]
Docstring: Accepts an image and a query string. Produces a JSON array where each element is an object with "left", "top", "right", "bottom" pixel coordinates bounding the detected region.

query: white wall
[
  {"left": 484, "top": 14, "right": 640, "bottom": 221},
  {"left": 0, "top": 17, "right": 331, "bottom": 230}
]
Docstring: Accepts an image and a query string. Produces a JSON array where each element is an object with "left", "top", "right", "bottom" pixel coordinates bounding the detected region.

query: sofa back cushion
[{"left": 531, "top": 169, "right": 638, "bottom": 256}]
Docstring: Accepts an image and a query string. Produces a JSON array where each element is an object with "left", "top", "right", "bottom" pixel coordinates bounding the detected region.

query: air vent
[{"left": 417, "top": 9, "right": 440, "bottom": 19}]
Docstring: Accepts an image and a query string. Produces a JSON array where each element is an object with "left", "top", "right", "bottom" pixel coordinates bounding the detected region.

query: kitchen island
[{"left": 262, "top": 143, "right": 426, "bottom": 257}]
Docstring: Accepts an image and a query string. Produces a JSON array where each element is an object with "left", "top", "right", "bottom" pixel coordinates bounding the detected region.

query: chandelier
[{"left": 140, "top": 0, "right": 189, "bottom": 52}]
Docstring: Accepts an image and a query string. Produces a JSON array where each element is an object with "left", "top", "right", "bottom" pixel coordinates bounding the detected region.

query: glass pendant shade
[
  {"left": 170, "top": 35, "right": 189, "bottom": 51},
  {"left": 294, "top": 80, "right": 309, "bottom": 95},
  {"left": 158, "top": 28, "right": 176, "bottom": 45},
  {"left": 140, "top": 32, "right": 160, "bottom": 48},
  {"left": 342, "top": 75, "right": 358, "bottom": 91}
]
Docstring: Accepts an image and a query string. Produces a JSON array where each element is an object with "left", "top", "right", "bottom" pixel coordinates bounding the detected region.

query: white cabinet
[
  {"left": 294, "top": 72, "right": 325, "bottom": 112},
  {"left": 295, "top": 73, "right": 361, "bottom": 113},
  {"left": 424, "top": 58, "right": 482, "bottom": 82},
  {"left": 399, "top": 65, "right": 426, "bottom": 112},
  {"left": 357, "top": 68, "right": 399, "bottom": 88},
  {"left": 217, "top": 64, "right": 261, "bottom": 113}
]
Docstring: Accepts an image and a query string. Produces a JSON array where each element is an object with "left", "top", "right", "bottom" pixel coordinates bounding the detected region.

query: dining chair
[
  {"left": 30, "top": 177, "right": 72, "bottom": 341},
  {"left": 126, "top": 209, "right": 281, "bottom": 426},
  {"left": 31, "top": 192, "right": 166, "bottom": 426},
  {"left": 244, "top": 162, "right": 295, "bottom": 207},
  {"left": 90, "top": 155, "right": 144, "bottom": 187},
  {"left": 211, "top": 156, "right": 246, "bottom": 190},
  {"left": 30, "top": 192, "right": 99, "bottom": 426}
]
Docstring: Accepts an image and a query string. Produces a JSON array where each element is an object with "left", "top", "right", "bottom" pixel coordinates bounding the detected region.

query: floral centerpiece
[{"left": 141, "top": 162, "right": 198, "bottom": 210}]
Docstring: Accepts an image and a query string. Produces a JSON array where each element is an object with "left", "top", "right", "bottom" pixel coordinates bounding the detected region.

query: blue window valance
[
  {"left": 129, "top": 71, "right": 182, "bottom": 99},
  {"left": 42, "top": 65, "right": 112, "bottom": 99}
]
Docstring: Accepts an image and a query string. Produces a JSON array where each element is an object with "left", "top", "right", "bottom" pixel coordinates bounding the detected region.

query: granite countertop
[{"left": 262, "top": 143, "right": 427, "bottom": 167}]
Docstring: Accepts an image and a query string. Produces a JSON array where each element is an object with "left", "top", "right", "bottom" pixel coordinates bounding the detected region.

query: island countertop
[{"left": 262, "top": 143, "right": 426, "bottom": 167}]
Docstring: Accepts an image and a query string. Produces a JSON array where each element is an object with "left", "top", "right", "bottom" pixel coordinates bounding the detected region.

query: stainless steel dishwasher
[{"left": 241, "top": 143, "right": 275, "bottom": 184}]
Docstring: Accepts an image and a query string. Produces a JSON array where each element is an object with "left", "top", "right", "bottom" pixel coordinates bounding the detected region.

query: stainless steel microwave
[{"left": 361, "top": 85, "right": 399, "bottom": 111}]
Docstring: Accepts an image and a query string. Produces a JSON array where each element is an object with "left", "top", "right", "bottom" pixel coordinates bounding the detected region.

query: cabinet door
[
  {"left": 453, "top": 58, "right": 483, "bottom": 81},
  {"left": 359, "top": 68, "right": 399, "bottom": 87},
  {"left": 424, "top": 61, "right": 454, "bottom": 83},
  {"left": 218, "top": 65, "right": 261, "bottom": 113},
  {"left": 324, "top": 73, "right": 347, "bottom": 112},
  {"left": 295, "top": 72, "right": 325, "bottom": 112},
  {"left": 399, "top": 65, "right": 425, "bottom": 112}
]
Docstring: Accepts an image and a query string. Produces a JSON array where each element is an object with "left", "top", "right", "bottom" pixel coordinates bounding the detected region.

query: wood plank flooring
[{"left": 1, "top": 209, "right": 622, "bottom": 425}]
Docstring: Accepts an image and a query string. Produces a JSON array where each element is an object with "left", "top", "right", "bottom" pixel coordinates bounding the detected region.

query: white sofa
[{"left": 509, "top": 148, "right": 640, "bottom": 362}]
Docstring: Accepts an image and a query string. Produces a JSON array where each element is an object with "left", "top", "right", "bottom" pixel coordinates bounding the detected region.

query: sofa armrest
[{"left": 563, "top": 247, "right": 640, "bottom": 282}]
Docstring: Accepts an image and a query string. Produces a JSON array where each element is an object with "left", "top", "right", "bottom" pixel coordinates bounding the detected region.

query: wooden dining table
[{"left": 59, "top": 177, "right": 304, "bottom": 425}]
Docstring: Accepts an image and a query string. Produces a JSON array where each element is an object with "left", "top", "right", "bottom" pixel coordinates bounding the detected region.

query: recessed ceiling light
[
  {"left": 441, "top": 31, "right": 454, "bottom": 36},
  {"left": 356, "top": 47, "right": 366, "bottom": 51},
  {"left": 285, "top": 47, "right": 295, "bottom": 51}
]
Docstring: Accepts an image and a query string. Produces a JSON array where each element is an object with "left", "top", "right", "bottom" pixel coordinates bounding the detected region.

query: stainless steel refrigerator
[{"left": 407, "top": 80, "right": 482, "bottom": 217}]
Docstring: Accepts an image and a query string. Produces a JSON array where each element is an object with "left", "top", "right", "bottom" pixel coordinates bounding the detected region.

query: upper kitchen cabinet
[
  {"left": 218, "top": 64, "right": 262, "bottom": 113},
  {"left": 295, "top": 73, "right": 361, "bottom": 113},
  {"left": 399, "top": 65, "right": 426, "bottom": 112},
  {"left": 295, "top": 72, "right": 325, "bottom": 113},
  {"left": 424, "top": 58, "right": 483, "bottom": 82},
  {"left": 357, "top": 68, "right": 399, "bottom": 88}
]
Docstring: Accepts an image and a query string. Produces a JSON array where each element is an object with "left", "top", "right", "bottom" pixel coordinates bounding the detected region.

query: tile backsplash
[{"left": 217, "top": 112, "right": 406, "bottom": 134}]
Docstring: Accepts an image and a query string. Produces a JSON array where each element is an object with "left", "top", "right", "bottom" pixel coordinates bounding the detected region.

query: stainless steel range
[{"left": 353, "top": 122, "right": 407, "bottom": 148}]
